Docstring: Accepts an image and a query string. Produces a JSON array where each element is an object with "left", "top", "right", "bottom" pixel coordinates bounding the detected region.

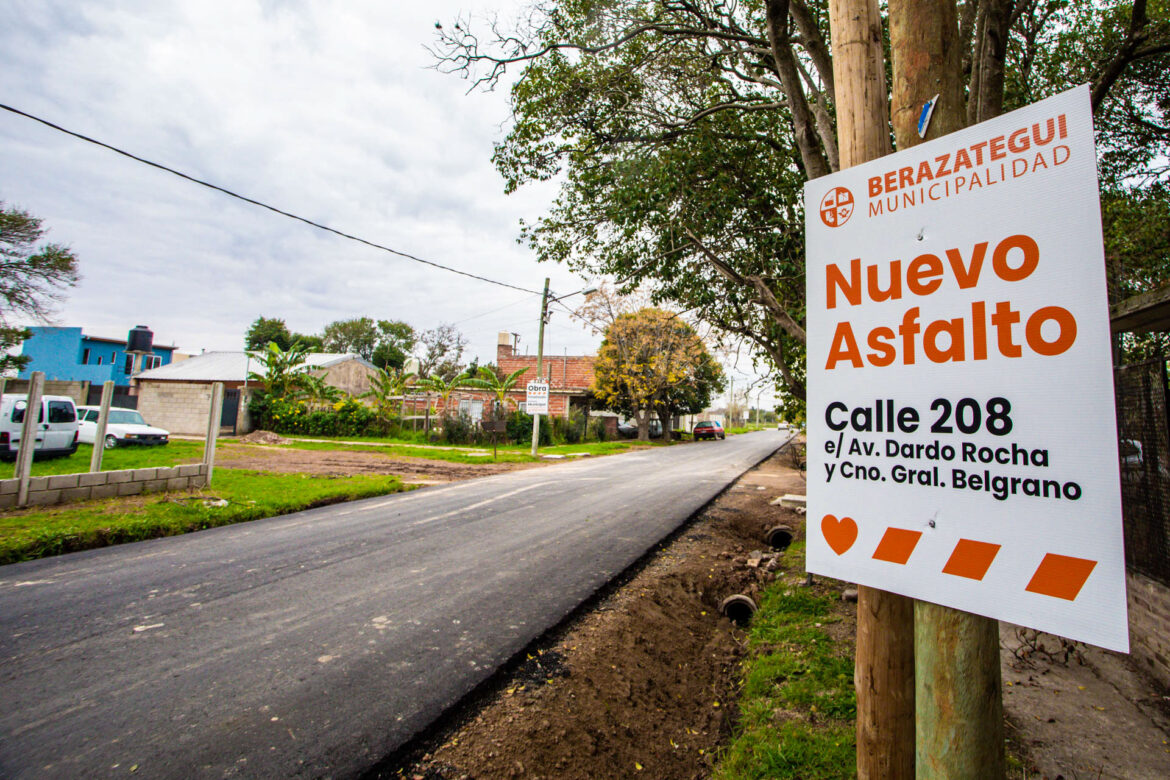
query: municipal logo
[{"left": 819, "top": 186, "right": 855, "bottom": 228}]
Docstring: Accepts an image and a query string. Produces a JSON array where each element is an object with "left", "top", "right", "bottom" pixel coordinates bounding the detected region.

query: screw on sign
[{"left": 819, "top": 186, "right": 854, "bottom": 228}]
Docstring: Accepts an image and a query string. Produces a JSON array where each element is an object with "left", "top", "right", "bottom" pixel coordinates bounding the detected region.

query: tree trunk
[
  {"left": 657, "top": 409, "right": 673, "bottom": 443},
  {"left": 827, "top": 2, "right": 915, "bottom": 779},
  {"left": 889, "top": 2, "right": 1006, "bottom": 777},
  {"left": 636, "top": 409, "right": 651, "bottom": 441}
]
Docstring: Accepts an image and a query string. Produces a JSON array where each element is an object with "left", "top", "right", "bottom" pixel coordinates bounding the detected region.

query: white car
[{"left": 77, "top": 406, "right": 169, "bottom": 449}]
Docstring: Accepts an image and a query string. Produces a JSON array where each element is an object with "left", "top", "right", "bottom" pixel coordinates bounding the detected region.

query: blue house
[{"left": 18, "top": 327, "right": 178, "bottom": 384}]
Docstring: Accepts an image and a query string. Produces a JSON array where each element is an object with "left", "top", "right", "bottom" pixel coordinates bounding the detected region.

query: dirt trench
[{"left": 368, "top": 449, "right": 811, "bottom": 780}]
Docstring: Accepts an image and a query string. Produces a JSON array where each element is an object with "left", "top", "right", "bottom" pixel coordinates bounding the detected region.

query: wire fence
[{"left": 1116, "top": 359, "right": 1170, "bottom": 586}]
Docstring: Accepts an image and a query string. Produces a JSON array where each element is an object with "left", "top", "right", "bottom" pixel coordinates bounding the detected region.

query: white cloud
[{"left": 0, "top": 0, "right": 593, "bottom": 365}]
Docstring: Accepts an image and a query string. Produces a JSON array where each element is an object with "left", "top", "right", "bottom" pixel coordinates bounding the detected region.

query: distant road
[{"left": 0, "top": 431, "right": 788, "bottom": 778}]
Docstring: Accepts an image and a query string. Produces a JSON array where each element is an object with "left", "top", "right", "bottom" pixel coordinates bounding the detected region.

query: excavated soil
[
  {"left": 369, "top": 448, "right": 813, "bottom": 780},
  {"left": 216, "top": 441, "right": 539, "bottom": 483}
]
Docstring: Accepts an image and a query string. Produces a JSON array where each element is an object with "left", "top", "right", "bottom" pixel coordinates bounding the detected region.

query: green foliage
[
  {"left": 361, "top": 366, "right": 416, "bottom": 432},
  {"left": 715, "top": 543, "right": 857, "bottom": 780},
  {"left": 417, "top": 323, "right": 469, "bottom": 380},
  {"left": 244, "top": 316, "right": 294, "bottom": 351},
  {"left": 248, "top": 341, "right": 313, "bottom": 398},
  {"left": 0, "top": 201, "right": 80, "bottom": 373},
  {"left": 322, "top": 317, "right": 416, "bottom": 368},
  {"left": 505, "top": 409, "right": 550, "bottom": 445},
  {"left": 252, "top": 396, "right": 377, "bottom": 437},
  {"left": 461, "top": 365, "right": 530, "bottom": 410},
  {"left": 591, "top": 305, "right": 724, "bottom": 438}
]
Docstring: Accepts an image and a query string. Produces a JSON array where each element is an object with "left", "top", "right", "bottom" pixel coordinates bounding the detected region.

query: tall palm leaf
[{"left": 461, "top": 366, "right": 529, "bottom": 415}]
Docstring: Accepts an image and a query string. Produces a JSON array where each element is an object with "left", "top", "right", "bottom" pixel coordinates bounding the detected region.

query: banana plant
[
  {"left": 361, "top": 366, "right": 416, "bottom": 429},
  {"left": 415, "top": 370, "right": 471, "bottom": 416},
  {"left": 461, "top": 366, "right": 529, "bottom": 416},
  {"left": 247, "top": 340, "right": 312, "bottom": 399}
]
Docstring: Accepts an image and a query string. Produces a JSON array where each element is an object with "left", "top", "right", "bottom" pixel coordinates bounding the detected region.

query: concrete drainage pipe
[
  {"left": 765, "top": 526, "right": 794, "bottom": 551},
  {"left": 719, "top": 594, "right": 758, "bottom": 627}
]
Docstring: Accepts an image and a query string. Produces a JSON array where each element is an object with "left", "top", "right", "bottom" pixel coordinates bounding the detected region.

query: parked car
[
  {"left": 693, "top": 420, "right": 725, "bottom": 440},
  {"left": 0, "top": 394, "right": 80, "bottom": 461},
  {"left": 617, "top": 419, "right": 663, "bottom": 438},
  {"left": 77, "top": 406, "right": 169, "bottom": 449}
]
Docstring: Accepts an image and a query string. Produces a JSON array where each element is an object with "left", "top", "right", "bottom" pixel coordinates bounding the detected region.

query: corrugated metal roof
[{"left": 135, "top": 351, "right": 374, "bottom": 382}]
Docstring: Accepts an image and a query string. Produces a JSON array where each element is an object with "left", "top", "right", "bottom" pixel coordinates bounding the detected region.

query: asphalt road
[{"left": 0, "top": 431, "right": 788, "bottom": 778}]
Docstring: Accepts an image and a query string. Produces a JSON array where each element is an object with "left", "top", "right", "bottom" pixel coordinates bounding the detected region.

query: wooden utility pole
[
  {"left": 888, "top": 1, "right": 1006, "bottom": 777},
  {"left": 827, "top": 1, "right": 917, "bottom": 777}
]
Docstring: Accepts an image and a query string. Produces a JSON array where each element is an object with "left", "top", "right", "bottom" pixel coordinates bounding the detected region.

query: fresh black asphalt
[{"left": 0, "top": 431, "right": 788, "bottom": 778}]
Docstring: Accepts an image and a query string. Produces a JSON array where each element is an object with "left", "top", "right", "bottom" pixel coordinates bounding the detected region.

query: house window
[
  {"left": 144, "top": 355, "right": 161, "bottom": 370},
  {"left": 96, "top": 356, "right": 102, "bottom": 365},
  {"left": 82, "top": 348, "right": 90, "bottom": 364},
  {"left": 124, "top": 354, "right": 134, "bottom": 374}
]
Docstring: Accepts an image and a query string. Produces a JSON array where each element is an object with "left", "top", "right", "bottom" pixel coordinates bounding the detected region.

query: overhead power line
[{"left": 0, "top": 102, "right": 541, "bottom": 295}]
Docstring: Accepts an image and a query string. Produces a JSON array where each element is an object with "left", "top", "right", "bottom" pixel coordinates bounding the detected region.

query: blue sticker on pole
[{"left": 917, "top": 93, "right": 939, "bottom": 138}]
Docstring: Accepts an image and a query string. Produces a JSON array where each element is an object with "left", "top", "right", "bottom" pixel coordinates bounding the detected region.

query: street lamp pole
[{"left": 530, "top": 277, "right": 550, "bottom": 457}]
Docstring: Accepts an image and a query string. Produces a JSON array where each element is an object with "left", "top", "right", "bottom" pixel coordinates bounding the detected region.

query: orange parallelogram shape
[
  {"left": 941, "top": 539, "right": 1002, "bottom": 581},
  {"left": 871, "top": 527, "right": 923, "bottom": 564},
  {"left": 1025, "top": 553, "right": 1098, "bottom": 601}
]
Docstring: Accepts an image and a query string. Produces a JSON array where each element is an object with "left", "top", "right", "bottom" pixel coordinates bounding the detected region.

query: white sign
[
  {"left": 525, "top": 380, "right": 550, "bottom": 415},
  {"left": 804, "top": 86, "right": 1127, "bottom": 651}
]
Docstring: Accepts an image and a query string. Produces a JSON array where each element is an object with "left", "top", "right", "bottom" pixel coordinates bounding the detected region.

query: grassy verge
[
  {"left": 6, "top": 441, "right": 206, "bottom": 478},
  {"left": 0, "top": 469, "right": 409, "bottom": 565},
  {"left": 714, "top": 543, "right": 857, "bottom": 780},
  {"left": 279, "top": 437, "right": 639, "bottom": 462}
]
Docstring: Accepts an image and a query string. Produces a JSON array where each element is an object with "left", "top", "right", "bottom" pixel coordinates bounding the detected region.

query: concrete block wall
[
  {"left": 136, "top": 382, "right": 220, "bottom": 435},
  {"left": 0, "top": 464, "right": 209, "bottom": 509},
  {"left": 1127, "top": 570, "right": 1170, "bottom": 689}
]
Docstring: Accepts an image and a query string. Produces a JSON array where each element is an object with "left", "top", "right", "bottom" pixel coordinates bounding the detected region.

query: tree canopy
[
  {"left": 589, "top": 302, "right": 725, "bottom": 441},
  {"left": 0, "top": 202, "right": 80, "bottom": 373},
  {"left": 435, "top": 0, "right": 1170, "bottom": 413},
  {"left": 417, "top": 323, "right": 470, "bottom": 381},
  {"left": 321, "top": 317, "right": 417, "bottom": 369}
]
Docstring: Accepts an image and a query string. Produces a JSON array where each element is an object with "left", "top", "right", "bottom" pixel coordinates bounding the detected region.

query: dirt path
[
  {"left": 216, "top": 441, "right": 541, "bottom": 484},
  {"left": 369, "top": 450, "right": 813, "bottom": 780}
]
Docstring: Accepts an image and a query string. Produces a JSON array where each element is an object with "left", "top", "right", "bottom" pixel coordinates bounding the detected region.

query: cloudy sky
[{"left": 0, "top": 0, "right": 772, "bottom": 404}]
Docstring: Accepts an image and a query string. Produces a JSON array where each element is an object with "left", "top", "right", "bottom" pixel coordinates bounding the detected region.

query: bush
[
  {"left": 506, "top": 410, "right": 550, "bottom": 445},
  {"left": 587, "top": 416, "right": 608, "bottom": 442},
  {"left": 249, "top": 393, "right": 376, "bottom": 437},
  {"left": 439, "top": 413, "right": 479, "bottom": 445}
]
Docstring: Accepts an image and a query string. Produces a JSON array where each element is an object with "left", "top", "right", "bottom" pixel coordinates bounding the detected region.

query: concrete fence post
[
  {"left": 89, "top": 381, "right": 116, "bottom": 473},
  {"left": 203, "top": 383, "right": 224, "bottom": 485},
  {"left": 16, "top": 372, "right": 45, "bottom": 507}
]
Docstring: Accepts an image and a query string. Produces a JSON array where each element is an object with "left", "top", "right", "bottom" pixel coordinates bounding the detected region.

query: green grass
[
  {"left": 7, "top": 441, "right": 206, "bottom": 478},
  {"left": 0, "top": 468, "right": 410, "bottom": 565},
  {"left": 279, "top": 437, "right": 638, "bottom": 463},
  {"left": 714, "top": 542, "right": 857, "bottom": 780}
]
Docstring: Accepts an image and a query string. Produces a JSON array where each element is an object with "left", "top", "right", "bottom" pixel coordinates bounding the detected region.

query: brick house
[{"left": 405, "top": 333, "right": 615, "bottom": 434}]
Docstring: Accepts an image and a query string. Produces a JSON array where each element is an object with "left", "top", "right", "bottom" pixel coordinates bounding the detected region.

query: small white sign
[
  {"left": 803, "top": 85, "right": 1127, "bottom": 651},
  {"left": 525, "top": 380, "right": 550, "bottom": 415}
]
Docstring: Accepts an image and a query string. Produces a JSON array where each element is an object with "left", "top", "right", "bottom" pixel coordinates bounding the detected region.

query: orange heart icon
[{"left": 821, "top": 514, "right": 858, "bottom": 556}]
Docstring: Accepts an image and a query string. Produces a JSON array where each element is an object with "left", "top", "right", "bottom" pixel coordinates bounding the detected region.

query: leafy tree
[
  {"left": 462, "top": 365, "right": 530, "bottom": 415},
  {"left": 417, "top": 324, "right": 469, "bottom": 381},
  {"left": 0, "top": 202, "right": 80, "bottom": 372},
  {"left": 588, "top": 300, "right": 725, "bottom": 442},
  {"left": 244, "top": 317, "right": 294, "bottom": 351},
  {"left": 321, "top": 317, "right": 416, "bottom": 368},
  {"left": 435, "top": 0, "right": 1170, "bottom": 415}
]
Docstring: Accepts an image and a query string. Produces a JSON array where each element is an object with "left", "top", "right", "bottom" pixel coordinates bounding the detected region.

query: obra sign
[
  {"left": 804, "top": 85, "right": 1127, "bottom": 651},
  {"left": 525, "top": 380, "right": 550, "bottom": 415}
]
